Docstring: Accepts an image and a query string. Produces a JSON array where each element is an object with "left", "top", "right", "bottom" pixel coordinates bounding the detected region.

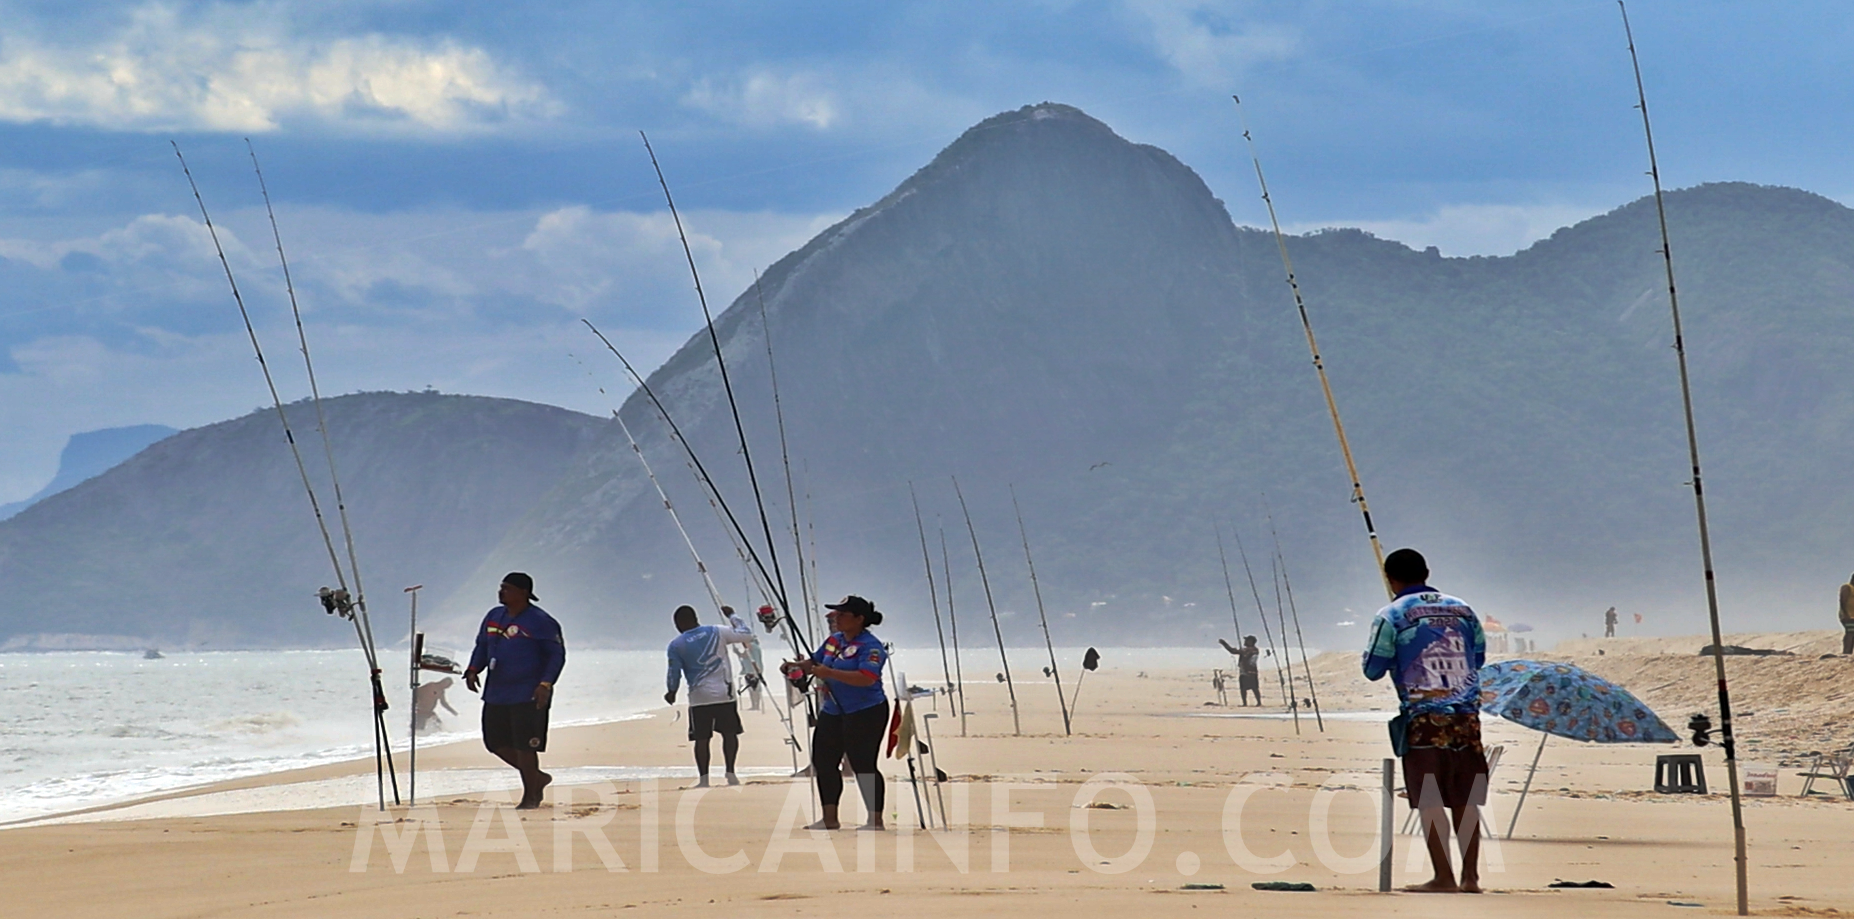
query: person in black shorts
[
  {"left": 464, "top": 572, "right": 566, "bottom": 809},
  {"left": 665, "top": 605, "right": 755, "bottom": 787},
  {"left": 1362, "top": 549, "right": 1489, "bottom": 893}
]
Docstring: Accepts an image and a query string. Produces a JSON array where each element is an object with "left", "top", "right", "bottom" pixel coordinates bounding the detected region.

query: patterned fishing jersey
[{"left": 1362, "top": 586, "right": 1486, "bottom": 718}]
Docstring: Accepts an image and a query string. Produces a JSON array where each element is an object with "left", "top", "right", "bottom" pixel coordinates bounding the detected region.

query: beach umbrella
[{"left": 1478, "top": 659, "right": 1678, "bottom": 837}]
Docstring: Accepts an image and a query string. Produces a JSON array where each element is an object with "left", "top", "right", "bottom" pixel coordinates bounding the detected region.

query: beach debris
[
  {"left": 1667, "top": 901, "right": 1704, "bottom": 908},
  {"left": 1180, "top": 883, "right": 1225, "bottom": 891},
  {"left": 1251, "top": 881, "right": 1315, "bottom": 892},
  {"left": 1699, "top": 645, "right": 1790, "bottom": 657},
  {"left": 1549, "top": 880, "right": 1616, "bottom": 888}
]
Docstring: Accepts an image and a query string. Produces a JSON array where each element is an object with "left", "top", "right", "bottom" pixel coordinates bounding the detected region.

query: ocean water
[
  {"left": 0, "top": 648, "right": 667, "bottom": 823},
  {"left": 0, "top": 643, "right": 1295, "bottom": 824}
]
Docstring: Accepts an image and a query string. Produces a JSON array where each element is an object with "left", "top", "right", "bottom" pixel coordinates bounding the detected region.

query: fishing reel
[
  {"left": 318, "top": 586, "right": 357, "bottom": 621},
  {"left": 1688, "top": 712, "right": 1713, "bottom": 747},
  {"left": 778, "top": 662, "right": 811, "bottom": 693},
  {"left": 756, "top": 605, "right": 779, "bottom": 632}
]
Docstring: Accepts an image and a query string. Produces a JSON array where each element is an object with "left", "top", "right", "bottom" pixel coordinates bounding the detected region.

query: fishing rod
[
  {"left": 1268, "top": 554, "right": 1302, "bottom": 734},
  {"left": 249, "top": 140, "right": 383, "bottom": 683},
  {"left": 751, "top": 270, "right": 815, "bottom": 640},
  {"left": 1618, "top": 5, "right": 1747, "bottom": 912},
  {"left": 1212, "top": 522, "right": 1247, "bottom": 641},
  {"left": 953, "top": 476, "right": 1020, "bottom": 736},
  {"left": 1266, "top": 510, "right": 1324, "bottom": 731},
  {"left": 1231, "top": 96, "right": 1389, "bottom": 597},
  {"left": 804, "top": 469, "right": 823, "bottom": 640},
  {"left": 939, "top": 527, "right": 969, "bottom": 736},
  {"left": 249, "top": 140, "right": 399, "bottom": 805},
  {"left": 1011, "top": 485, "right": 1071, "bottom": 736},
  {"left": 1231, "top": 524, "right": 1291, "bottom": 713},
  {"left": 639, "top": 132, "right": 798, "bottom": 645},
  {"left": 176, "top": 142, "right": 397, "bottom": 809},
  {"left": 910, "top": 483, "right": 957, "bottom": 712},
  {"left": 582, "top": 319, "right": 811, "bottom": 657}
]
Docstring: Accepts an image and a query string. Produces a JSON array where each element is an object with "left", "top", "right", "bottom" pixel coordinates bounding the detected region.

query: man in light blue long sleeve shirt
[{"left": 666, "top": 604, "right": 755, "bottom": 786}]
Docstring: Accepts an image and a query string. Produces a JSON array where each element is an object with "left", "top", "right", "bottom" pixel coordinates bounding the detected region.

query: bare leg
[
  {"left": 804, "top": 804, "right": 841, "bottom": 830},
  {"left": 505, "top": 748, "right": 549, "bottom": 809},
  {"left": 1454, "top": 804, "right": 1483, "bottom": 893},
  {"left": 693, "top": 736, "right": 712, "bottom": 786},
  {"left": 722, "top": 733, "right": 740, "bottom": 777},
  {"left": 1404, "top": 805, "right": 1459, "bottom": 892}
]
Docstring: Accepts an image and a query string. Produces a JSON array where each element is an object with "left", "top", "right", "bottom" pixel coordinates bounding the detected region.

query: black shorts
[
  {"left": 1403, "top": 746, "right": 1489, "bottom": 811},
  {"left": 482, "top": 702, "right": 550, "bottom": 753},
  {"left": 689, "top": 700, "right": 743, "bottom": 741},
  {"left": 1238, "top": 671, "right": 1260, "bottom": 690}
]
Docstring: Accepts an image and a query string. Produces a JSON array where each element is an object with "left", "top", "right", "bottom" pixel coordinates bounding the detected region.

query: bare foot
[
  {"left": 1402, "top": 879, "right": 1460, "bottom": 893},
  {"left": 1459, "top": 878, "right": 1482, "bottom": 894},
  {"left": 857, "top": 822, "right": 886, "bottom": 831},
  {"left": 802, "top": 820, "right": 840, "bottom": 831},
  {"left": 725, "top": 773, "right": 741, "bottom": 786}
]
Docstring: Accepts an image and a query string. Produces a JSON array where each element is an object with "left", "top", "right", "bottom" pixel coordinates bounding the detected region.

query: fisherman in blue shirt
[
  {"left": 783, "top": 595, "right": 890, "bottom": 830},
  {"left": 665, "top": 604, "right": 756, "bottom": 787},
  {"left": 464, "top": 572, "right": 566, "bottom": 809},
  {"left": 1362, "top": 548, "right": 1488, "bottom": 893}
]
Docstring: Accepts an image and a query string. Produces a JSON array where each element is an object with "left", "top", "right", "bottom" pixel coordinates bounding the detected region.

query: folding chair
[
  {"left": 1400, "top": 744, "right": 1504, "bottom": 837},
  {"left": 1799, "top": 745, "right": 1853, "bottom": 800}
]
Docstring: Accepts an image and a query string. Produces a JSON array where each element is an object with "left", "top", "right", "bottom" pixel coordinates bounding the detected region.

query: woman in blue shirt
[{"left": 784, "top": 594, "right": 889, "bottom": 830}]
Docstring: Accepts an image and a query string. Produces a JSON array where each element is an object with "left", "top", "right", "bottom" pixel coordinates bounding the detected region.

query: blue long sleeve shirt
[
  {"left": 467, "top": 603, "right": 566, "bottom": 705},
  {"left": 1361, "top": 585, "right": 1485, "bottom": 717}
]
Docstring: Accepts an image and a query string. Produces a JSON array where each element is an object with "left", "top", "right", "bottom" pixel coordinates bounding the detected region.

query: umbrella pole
[{"left": 1507, "top": 732, "right": 1549, "bottom": 840}]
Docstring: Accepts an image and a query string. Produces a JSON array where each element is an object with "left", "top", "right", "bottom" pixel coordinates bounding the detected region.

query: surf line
[
  {"left": 1011, "top": 485, "right": 1071, "bottom": 736},
  {"left": 639, "top": 132, "right": 803, "bottom": 651},
  {"left": 1230, "top": 96, "right": 1391, "bottom": 597},
  {"left": 175, "top": 141, "right": 398, "bottom": 809},
  {"left": 952, "top": 476, "right": 1021, "bottom": 736},
  {"left": 1617, "top": 4, "right": 1748, "bottom": 913}
]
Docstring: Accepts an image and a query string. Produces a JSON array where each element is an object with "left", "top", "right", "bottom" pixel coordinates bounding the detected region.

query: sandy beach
[{"left": 4, "top": 632, "right": 1849, "bottom": 918}]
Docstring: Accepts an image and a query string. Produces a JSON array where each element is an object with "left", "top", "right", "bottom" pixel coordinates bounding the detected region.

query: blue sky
[{"left": 1, "top": 0, "right": 1850, "bottom": 500}]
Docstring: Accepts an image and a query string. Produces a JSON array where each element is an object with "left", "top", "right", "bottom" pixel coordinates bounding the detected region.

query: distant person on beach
[
  {"left": 414, "top": 677, "right": 457, "bottom": 732},
  {"left": 1362, "top": 548, "right": 1489, "bottom": 894},
  {"left": 666, "top": 604, "right": 756, "bottom": 787},
  {"left": 1218, "top": 636, "right": 1264, "bottom": 706},
  {"left": 1840, "top": 575, "right": 1854, "bottom": 655},
  {"left": 1604, "top": 606, "right": 1618, "bottom": 638},
  {"left": 783, "top": 595, "right": 889, "bottom": 830},
  {"left": 463, "top": 572, "right": 565, "bottom": 810}
]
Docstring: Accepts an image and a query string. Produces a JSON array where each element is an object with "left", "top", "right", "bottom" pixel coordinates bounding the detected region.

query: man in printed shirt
[
  {"left": 666, "top": 605, "right": 756, "bottom": 787},
  {"left": 464, "top": 572, "right": 566, "bottom": 809},
  {"left": 1362, "top": 548, "right": 1488, "bottom": 893}
]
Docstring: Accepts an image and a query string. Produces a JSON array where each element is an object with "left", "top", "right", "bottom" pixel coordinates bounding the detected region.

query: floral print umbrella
[{"left": 1479, "top": 659, "right": 1678, "bottom": 744}]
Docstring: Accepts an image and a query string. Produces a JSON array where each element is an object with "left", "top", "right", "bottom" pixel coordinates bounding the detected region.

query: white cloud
[
  {"left": 1285, "top": 202, "right": 1606, "bottom": 257},
  {"left": 0, "top": 3, "right": 555, "bottom": 133},
  {"left": 515, "top": 206, "right": 842, "bottom": 314},
  {"left": 1123, "top": 0, "right": 1300, "bottom": 88},
  {"left": 683, "top": 69, "right": 841, "bottom": 129},
  {"left": 0, "top": 202, "right": 844, "bottom": 500}
]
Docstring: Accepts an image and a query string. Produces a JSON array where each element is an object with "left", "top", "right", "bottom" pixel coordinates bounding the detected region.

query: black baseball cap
[
  {"left": 825, "top": 594, "right": 878, "bottom": 623},
  {"left": 502, "top": 572, "right": 538, "bottom": 601}
]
